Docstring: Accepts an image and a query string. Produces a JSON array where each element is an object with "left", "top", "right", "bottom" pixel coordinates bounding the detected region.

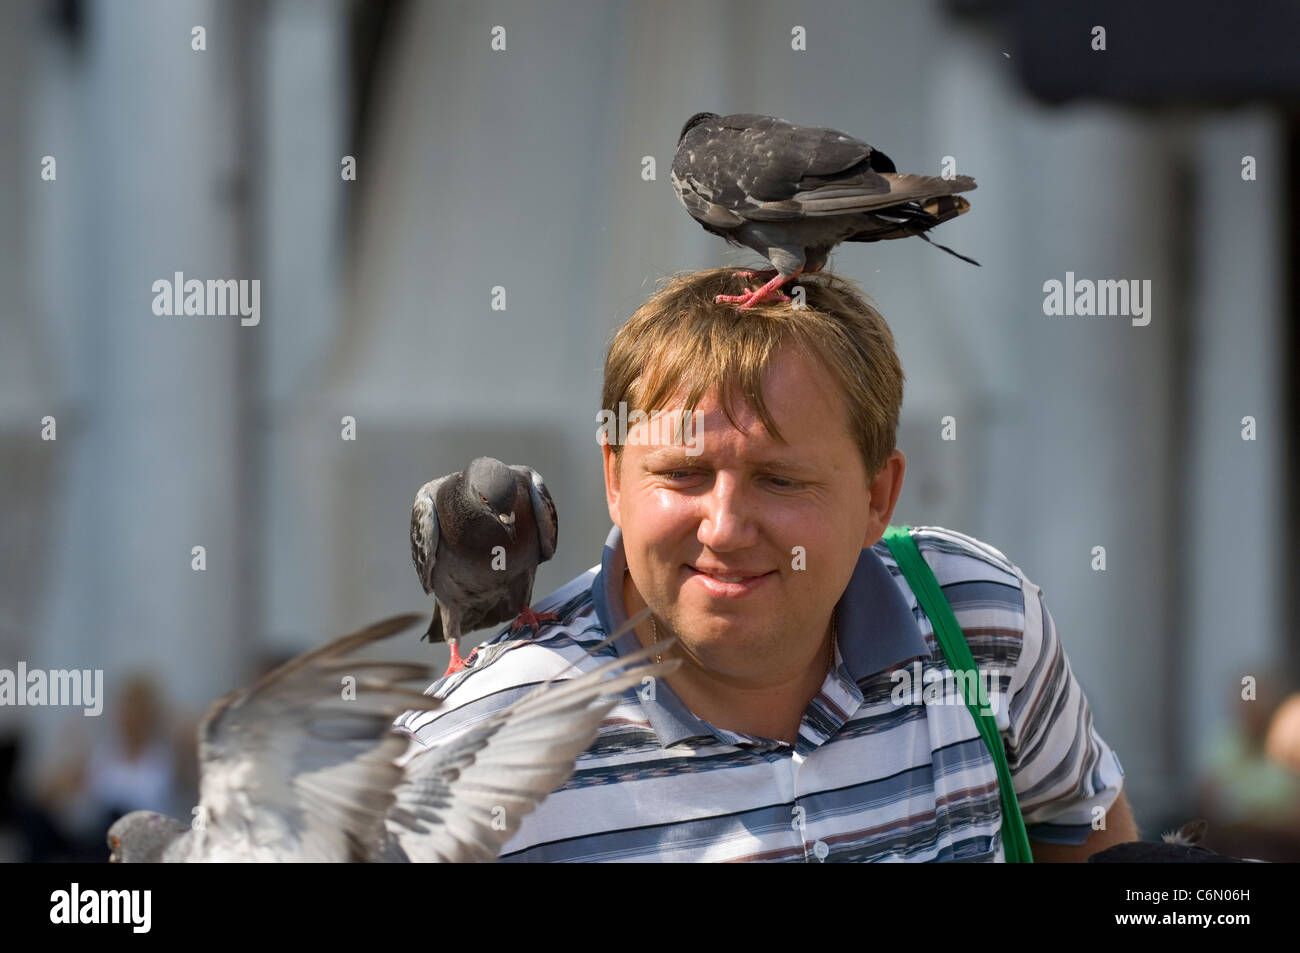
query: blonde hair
[{"left": 602, "top": 268, "right": 904, "bottom": 476}]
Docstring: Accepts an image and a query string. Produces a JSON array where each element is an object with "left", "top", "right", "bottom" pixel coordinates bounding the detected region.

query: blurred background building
[{"left": 1, "top": 0, "right": 1296, "bottom": 859}]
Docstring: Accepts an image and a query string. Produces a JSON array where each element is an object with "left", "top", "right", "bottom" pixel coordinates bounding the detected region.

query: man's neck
[{"left": 622, "top": 571, "right": 833, "bottom": 745}]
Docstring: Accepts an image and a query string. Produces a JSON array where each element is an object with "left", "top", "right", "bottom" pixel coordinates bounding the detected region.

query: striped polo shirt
[{"left": 394, "top": 524, "right": 1125, "bottom": 862}]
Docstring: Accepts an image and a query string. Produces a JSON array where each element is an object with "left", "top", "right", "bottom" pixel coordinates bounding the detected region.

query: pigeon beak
[{"left": 498, "top": 512, "right": 516, "bottom": 542}]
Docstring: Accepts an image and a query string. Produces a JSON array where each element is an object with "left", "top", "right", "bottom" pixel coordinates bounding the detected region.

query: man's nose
[{"left": 697, "top": 473, "right": 758, "bottom": 550}]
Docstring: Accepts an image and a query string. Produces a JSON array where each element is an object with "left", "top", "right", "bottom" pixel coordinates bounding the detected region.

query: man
[{"left": 394, "top": 267, "right": 1134, "bottom": 862}]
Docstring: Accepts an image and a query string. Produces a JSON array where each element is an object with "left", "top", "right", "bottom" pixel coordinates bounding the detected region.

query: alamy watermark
[
  {"left": 1042, "top": 271, "right": 1151, "bottom": 327},
  {"left": 596, "top": 402, "right": 703, "bottom": 456},
  {"left": 0, "top": 663, "right": 104, "bottom": 716},
  {"left": 890, "top": 660, "right": 1000, "bottom": 716},
  {"left": 50, "top": 883, "right": 150, "bottom": 933},
  {"left": 151, "top": 272, "right": 260, "bottom": 326}
]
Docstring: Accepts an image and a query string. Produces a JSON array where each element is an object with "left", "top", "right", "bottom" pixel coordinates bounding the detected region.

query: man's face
[{"left": 603, "top": 344, "right": 905, "bottom": 683}]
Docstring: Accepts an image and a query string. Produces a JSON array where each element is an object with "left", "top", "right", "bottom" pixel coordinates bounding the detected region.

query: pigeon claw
[
  {"left": 715, "top": 268, "right": 801, "bottom": 309},
  {"left": 442, "top": 640, "right": 467, "bottom": 677},
  {"left": 510, "top": 606, "right": 559, "bottom": 634},
  {"left": 713, "top": 287, "right": 792, "bottom": 308}
]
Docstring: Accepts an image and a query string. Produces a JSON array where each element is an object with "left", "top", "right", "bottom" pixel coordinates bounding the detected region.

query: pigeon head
[
  {"left": 678, "top": 112, "right": 719, "bottom": 145},
  {"left": 107, "top": 810, "right": 191, "bottom": 863},
  {"left": 465, "top": 457, "right": 518, "bottom": 543}
]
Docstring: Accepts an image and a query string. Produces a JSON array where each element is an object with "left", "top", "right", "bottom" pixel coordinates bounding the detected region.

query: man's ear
[
  {"left": 601, "top": 438, "right": 623, "bottom": 528},
  {"left": 863, "top": 449, "right": 906, "bottom": 548}
]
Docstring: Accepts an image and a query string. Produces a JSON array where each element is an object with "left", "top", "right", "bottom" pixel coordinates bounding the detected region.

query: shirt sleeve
[{"left": 1001, "top": 565, "right": 1126, "bottom": 846}]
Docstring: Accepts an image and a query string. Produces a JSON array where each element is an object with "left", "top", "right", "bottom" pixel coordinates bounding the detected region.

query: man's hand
[{"left": 1029, "top": 790, "right": 1138, "bottom": 862}]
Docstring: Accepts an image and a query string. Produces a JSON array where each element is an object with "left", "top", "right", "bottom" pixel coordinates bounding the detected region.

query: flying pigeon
[
  {"left": 671, "top": 111, "right": 979, "bottom": 308},
  {"left": 107, "top": 614, "right": 438, "bottom": 862},
  {"left": 108, "top": 609, "right": 676, "bottom": 862},
  {"left": 410, "top": 457, "right": 558, "bottom": 676}
]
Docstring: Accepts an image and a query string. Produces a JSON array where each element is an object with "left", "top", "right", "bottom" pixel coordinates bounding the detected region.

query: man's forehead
[
  {"left": 639, "top": 444, "right": 826, "bottom": 478},
  {"left": 629, "top": 396, "right": 775, "bottom": 447},
  {"left": 644, "top": 396, "right": 773, "bottom": 444},
  {"left": 630, "top": 401, "right": 827, "bottom": 470},
  {"left": 616, "top": 344, "right": 864, "bottom": 463}
]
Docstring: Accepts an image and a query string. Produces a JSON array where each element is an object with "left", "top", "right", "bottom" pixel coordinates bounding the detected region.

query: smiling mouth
[
  {"left": 694, "top": 569, "right": 765, "bottom": 582},
  {"left": 685, "top": 565, "right": 776, "bottom": 594}
]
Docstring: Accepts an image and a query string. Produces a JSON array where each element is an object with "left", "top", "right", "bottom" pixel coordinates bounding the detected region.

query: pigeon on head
[
  {"left": 671, "top": 111, "right": 979, "bottom": 308},
  {"left": 410, "top": 457, "right": 559, "bottom": 676}
]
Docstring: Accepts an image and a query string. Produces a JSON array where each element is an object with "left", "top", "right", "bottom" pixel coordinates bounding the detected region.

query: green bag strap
[{"left": 882, "top": 525, "right": 1034, "bottom": 863}]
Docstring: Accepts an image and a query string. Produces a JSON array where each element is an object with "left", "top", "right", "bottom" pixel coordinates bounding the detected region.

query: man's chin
[{"left": 673, "top": 603, "right": 771, "bottom": 642}]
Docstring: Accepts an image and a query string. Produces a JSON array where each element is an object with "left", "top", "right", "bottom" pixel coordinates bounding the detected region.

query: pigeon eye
[
  {"left": 480, "top": 495, "right": 488, "bottom": 504},
  {"left": 110, "top": 836, "right": 120, "bottom": 849}
]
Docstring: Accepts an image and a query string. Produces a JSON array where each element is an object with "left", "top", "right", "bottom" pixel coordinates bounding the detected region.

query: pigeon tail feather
[
  {"left": 917, "top": 231, "right": 980, "bottom": 267},
  {"left": 422, "top": 612, "right": 444, "bottom": 643}
]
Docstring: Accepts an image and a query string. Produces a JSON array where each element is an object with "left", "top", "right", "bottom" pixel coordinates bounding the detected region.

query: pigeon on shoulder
[
  {"left": 410, "top": 457, "right": 558, "bottom": 676},
  {"left": 671, "top": 111, "right": 978, "bottom": 308}
]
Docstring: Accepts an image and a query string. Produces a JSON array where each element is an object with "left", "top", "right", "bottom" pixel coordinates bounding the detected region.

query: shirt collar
[{"left": 591, "top": 525, "right": 932, "bottom": 748}]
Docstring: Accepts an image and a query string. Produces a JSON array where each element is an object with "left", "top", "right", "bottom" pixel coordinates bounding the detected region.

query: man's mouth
[{"left": 685, "top": 565, "right": 775, "bottom": 597}]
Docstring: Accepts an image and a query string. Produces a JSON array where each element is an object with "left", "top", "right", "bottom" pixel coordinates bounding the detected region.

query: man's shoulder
[
  {"left": 872, "top": 524, "right": 1034, "bottom": 665},
  {"left": 394, "top": 565, "right": 614, "bottom": 744},
  {"left": 874, "top": 524, "right": 1022, "bottom": 586}
]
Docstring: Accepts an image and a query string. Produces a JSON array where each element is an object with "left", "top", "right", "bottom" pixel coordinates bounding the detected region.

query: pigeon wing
[
  {"left": 194, "top": 614, "right": 440, "bottom": 861},
  {"left": 410, "top": 476, "right": 449, "bottom": 595},
  {"left": 509, "top": 465, "right": 557, "bottom": 562},
  {"left": 390, "top": 625, "right": 677, "bottom": 862},
  {"left": 786, "top": 171, "right": 977, "bottom": 219}
]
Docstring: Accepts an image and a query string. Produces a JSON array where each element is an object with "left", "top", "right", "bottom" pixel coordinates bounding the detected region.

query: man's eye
[
  {"left": 661, "top": 470, "right": 693, "bottom": 480},
  {"left": 766, "top": 476, "right": 801, "bottom": 489}
]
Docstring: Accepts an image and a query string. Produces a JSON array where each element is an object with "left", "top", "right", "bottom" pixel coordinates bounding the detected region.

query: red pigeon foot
[
  {"left": 729, "top": 270, "right": 792, "bottom": 302},
  {"left": 714, "top": 268, "right": 802, "bottom": 309},
  {"left": 442, "top": 640, "right": 467, "bottom": 677},
  {"left": 510, "top": 606, "right": 559, "bottom": 634}
]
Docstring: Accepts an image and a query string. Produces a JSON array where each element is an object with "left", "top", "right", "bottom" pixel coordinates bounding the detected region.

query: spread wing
[
  {"left": 509, "top": 465, "right": 557, "bottom": 562},
  {"left": 673, "top": 113, "right": 974, "bottom": 223},
  {"left": 194, "top": 614, "right": 440, "bottom": 861},
  {"left": 410, "top": 476, "right": 449, "bottom": 594},
  {"left": 390, "top": 614, "right": 677, "bottom": 862}
]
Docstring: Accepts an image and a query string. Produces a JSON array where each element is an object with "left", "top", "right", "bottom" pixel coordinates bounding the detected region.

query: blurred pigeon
[
  {"left": 671, "top": 111, "right": 979, "bottom": 308},
  {"left": 1086, "top": 819, "right": 1263, "bottom": 863},
  {"left": 108, "top": 614, "right": 438, "bottom": 862},
  {"left": 410, "top": 457, "right": 558, "bottom": 676},
  {"left": 109, "top": 609, "right": 676, "bottom": 862}
]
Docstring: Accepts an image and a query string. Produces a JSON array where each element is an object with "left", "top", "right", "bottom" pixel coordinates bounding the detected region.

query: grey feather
[
  {"left": 508, "top": 464, "right": 557, "bottom": 562},
  {"left": 108, "top": 608, "right": 676, "bottom": 863},
  {"left": 388, "top": 610, "right": 677, "bottom": 862},
  {"left": 109, "top": 613, "right": 439, "bottom": 863}
]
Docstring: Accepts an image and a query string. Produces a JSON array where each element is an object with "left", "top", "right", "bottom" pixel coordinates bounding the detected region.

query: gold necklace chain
[{"left": 648, "top": 615, "right": 837, "bottom": 678}]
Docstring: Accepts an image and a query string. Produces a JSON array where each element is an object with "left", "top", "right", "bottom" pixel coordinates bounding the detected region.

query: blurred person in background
[
  {"left": 16, "top": 674, "right": 189, "bottom": 862},
  {"left": 1195, "top": 675, "right": 1300, "bottom": 861}
]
